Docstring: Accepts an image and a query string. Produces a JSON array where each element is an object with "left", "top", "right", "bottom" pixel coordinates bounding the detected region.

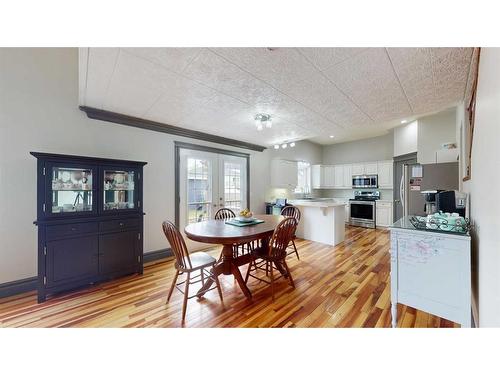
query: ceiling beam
[{"left": 79, "top": 106, "right": 267, "bottom": 152}]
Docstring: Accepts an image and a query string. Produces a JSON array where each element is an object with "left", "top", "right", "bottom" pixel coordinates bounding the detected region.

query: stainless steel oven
[
  {"left": 352, "top": 175, "right": 378, "bottom": 189},
  {"left": 349, "top": 190, "right": 379, "bottom": 228}
]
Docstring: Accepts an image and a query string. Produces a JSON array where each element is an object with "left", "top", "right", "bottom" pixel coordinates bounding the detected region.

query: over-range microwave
[{"left": 352, "top": 175, "right": 378, "bottom": 189}]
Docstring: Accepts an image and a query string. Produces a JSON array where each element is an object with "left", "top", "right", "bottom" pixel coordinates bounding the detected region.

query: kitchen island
[{"left": 288, "top": 199, "right": 345, "bottom": 246}]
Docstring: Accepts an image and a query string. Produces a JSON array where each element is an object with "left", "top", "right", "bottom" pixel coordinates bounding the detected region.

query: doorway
[{"left": 175, "top": 142, "right": 250, "bottom": 249}]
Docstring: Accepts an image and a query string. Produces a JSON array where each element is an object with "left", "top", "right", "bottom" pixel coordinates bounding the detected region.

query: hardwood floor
[{"left": 0, "top": 225, "right": 458, "bottom": 328}]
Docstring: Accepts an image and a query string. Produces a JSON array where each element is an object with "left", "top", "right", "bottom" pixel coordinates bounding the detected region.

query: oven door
[{"left": 349, "top": 201, "right": 375, "bottom": 228}]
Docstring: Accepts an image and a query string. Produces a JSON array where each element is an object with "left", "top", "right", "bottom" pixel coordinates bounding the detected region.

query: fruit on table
[{"left": 239, "top": 208, "right": 253, "bottom": 218}]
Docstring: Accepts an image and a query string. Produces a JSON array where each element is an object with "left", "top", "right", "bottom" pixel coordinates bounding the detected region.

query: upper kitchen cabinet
[
  {"left": 377, "top": 160, "right": 393, "bottom": 188},
  {"left": 352, "top": 163, "right": 364, "bottom": 176},
  {"left": 343, "top": 164, "right": 352, "bottom": 188},
  {"left": 333, "top": 165, "right": 344, "bottom": 188},
  {"left": 271, "top": 159, "right": 298, "bottom": 189},
  {"left": 352, "top": 162, "right": 378, "bottom": 176},
  {"left": 312, "top": 165, "right": 334, "bottom": 189}
]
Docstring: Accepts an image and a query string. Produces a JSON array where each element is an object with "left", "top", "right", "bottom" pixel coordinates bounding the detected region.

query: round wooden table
[{"left": 184, "top": 214, "right": 284, "bottom": 299}]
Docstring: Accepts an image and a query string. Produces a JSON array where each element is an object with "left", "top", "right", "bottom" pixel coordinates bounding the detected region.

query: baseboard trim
[
  {"left": 143, "top": 248, "right": 173, "bottom": 263},
  {"left": 0, "top": 277, "right": 38, "bottom": 299},
  {"left": 0, "top": 249, "right": 173, "bottom": 300}
]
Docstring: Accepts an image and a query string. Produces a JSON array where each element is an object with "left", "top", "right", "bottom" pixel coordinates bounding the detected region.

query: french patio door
[{"left": 179, "top": 148, "right": 247, "bottom": 249}]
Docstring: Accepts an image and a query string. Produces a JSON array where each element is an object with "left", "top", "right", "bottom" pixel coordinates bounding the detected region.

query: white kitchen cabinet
[
  {"left": 376, "top": 201, "right": 393, "bottom": 227},
  {"left": 311, "top": 165, "right": 322, "bottom": 189},
  {"left": 271, "top": 159, "right": 298, "bottom": 189},
  {"left": 364, "top": 162, "right": 378, "bottom": 175},
  {"left": 343, "top": 164, "right": 352, "bottom": 188},
  {"left": 333, "top": 165, "right": 344, "bottom": 188},
  {"left": 352, "top": 163, "right": 364, "bottom": 176},
  {"left": 344, "top": 199, "right": 350, "bottom": 223},
  {"left": 436, "top": 149, "right": 459, "bottom": 163},
  {"left": 323, "top": 165, "right": 335, "bottom": 188},
  {"left": 352, "top": 162, "right": 377, "bottom": 176},
  {"left": 377, "top": 160, "right": 393, "bottom": 188}
]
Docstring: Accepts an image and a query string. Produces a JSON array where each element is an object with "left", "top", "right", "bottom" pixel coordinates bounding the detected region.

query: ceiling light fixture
[
  {"left": 273, "top": 141, "right": 296, "bottom": 150},
  {"left": 329, "top": 135, "right": 335, "bottom": 138},
  {"left": 401, "top": 119, "right": 408, "bottom": 124},
  {"left": 254, "top": 113, "right": 272, "bottom": 131}
]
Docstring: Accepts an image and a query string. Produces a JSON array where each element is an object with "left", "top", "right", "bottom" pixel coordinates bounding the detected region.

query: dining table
[{"left": 184, "top": 214, "right": 285, "bottom": 299}]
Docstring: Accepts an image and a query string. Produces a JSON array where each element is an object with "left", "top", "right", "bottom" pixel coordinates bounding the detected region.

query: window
[{"left": 295, "top": 161, "right": 311, "bottom": 194}]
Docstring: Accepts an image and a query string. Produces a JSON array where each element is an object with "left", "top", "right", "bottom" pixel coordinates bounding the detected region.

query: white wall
[
  {"left": 393, "top": 121, "right": 417, "bottom": 157},
  {"left": 417, "top": 109, "right": 457, "bottom": 164},
  {"left": 462, "top": 48, "right": 500, "bottom": 327},
  {"left": 0, "top": 48, "right": 271, "bottom": 284},
  {"left": 323, "top": 133, "right": 393, "bottom": 164}
]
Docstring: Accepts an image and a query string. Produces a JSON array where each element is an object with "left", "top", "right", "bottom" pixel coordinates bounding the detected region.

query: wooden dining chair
[
  {"left": 280, "top": 205, "right": 301, "bottom": 260},
  {"left": 214, "top": 207, "right": 254, "bottom": 257},
  {"left": 214, "top": 207, "right": 236, "bottom": 220},
  {"left": 244, "top": 217, "right": 297, "bottom": 302},
  {"left": 162, "top": 220, "right": 223, "bottom": 322}
]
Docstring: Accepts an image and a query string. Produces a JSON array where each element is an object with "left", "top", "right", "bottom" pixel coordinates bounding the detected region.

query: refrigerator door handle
[{"left": 399, "top": 169, "right": 404, "bottom": 213}]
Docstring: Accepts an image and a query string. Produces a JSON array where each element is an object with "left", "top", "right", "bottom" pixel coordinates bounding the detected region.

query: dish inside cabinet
[
  {"left": 103, "top": 170, "right": 136, "bottom": 210},
  {"left": 51, "top": 167, "right": 93, "bottom": 213}
]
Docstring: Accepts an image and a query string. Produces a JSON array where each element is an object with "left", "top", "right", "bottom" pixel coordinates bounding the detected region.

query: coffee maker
[
  {"left": 421, "top": 190, "right": 441, "bottom": 214},
  {"left": 436, "top": 190, "right": 467, "bottom": 217}
]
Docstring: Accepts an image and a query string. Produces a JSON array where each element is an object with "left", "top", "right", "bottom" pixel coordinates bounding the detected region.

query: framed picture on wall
[{"left": 463, "top": 47, "right": 481, "bottom": 182}]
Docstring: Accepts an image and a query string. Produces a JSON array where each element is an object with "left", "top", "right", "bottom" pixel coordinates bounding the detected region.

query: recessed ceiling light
[
  {"left": 273, "top": 145, "right": 280, "bottom": 150},
  {"left": 329, "top": 135, "right": 335, "bottom": 138},
  {"left": 401, "top": 120, "right": 408, "bottom": 124},
  {"left": 281, "top": 144, "right": 287, "bottom": 149},
  {"left": 290, "top": 142, "right": 296, "bottom": 148}
]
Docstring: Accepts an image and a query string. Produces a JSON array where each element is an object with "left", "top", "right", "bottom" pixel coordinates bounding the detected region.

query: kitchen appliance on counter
[
  {"left": 395, "top": 161, "right": 459, "bottom": 221},
  {"left": 421, "top": 190, "right": 443, "bottom": 215},
  {"left": 265, "top": 198, "right": 291, "bottom": 215},
  {"left": 352, "top": 174, "right": 378, "bottom": 189},
  {"left": 349, "top": 190, "right": 380, "bottom": 228},
  {"left": 436, "top": 190, "right": 467, "bottom": 217}
]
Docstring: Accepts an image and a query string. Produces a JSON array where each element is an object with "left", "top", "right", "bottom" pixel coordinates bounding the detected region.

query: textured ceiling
[{"left": 79, "top": 47, "right": 474, "bottom": 146}]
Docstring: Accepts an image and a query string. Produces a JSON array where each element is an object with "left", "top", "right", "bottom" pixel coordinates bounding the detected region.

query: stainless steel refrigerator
[{"left": 394, "top": 160, "right": 459, "bottom": 221}]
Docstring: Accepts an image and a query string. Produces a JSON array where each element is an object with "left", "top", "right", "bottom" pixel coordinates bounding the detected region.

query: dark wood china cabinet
[{"left": 31, "top": 152, "right": 147, "bottom": 302}]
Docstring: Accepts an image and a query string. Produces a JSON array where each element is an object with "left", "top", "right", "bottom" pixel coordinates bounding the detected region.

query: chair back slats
[
  {"left": 214, "top": 208, "right": 236, "bottom": 220},
  {"left": 268, "top": 217, "right": 298, "bottom": 258},
  {"left": 162, "top": 220, "right": 192, "bottom": 270},
  {"left": 281, "top": 205, "right": 301, "bottom": 222}
]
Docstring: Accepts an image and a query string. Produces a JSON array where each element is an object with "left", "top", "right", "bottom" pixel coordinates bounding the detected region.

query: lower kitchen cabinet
[{"left": 376, "top": 201, "right": 393, "bottom": 227}]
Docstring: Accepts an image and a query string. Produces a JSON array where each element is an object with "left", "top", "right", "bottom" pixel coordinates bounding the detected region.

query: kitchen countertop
[{"left": 288, "top": 199, "right": 345, "bottom": 208}]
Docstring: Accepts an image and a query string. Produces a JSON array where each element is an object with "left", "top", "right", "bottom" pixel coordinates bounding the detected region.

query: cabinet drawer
[
  {"left": 377, "top": 202, "right": 392, "bottom": 208},
  {"left": 46, "top": 222, "right": 98, "bottom": 240},
  {"left": 99, "top": 218, "right": 140, "bottom": 232}
]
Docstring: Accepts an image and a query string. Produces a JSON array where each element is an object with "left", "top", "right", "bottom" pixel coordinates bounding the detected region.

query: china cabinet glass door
[
  {"left": 49, "top": 164, "right": 96, "bottom": 216},
  {"left": 102, "top": 168, "right": 138, "bottom": 212}
]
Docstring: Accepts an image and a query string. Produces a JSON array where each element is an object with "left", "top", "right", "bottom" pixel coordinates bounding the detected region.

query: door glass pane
[
  {"left": 51, "top": 167, "right": 93, "bottom": 213},
  {"left": 224, "top": 162, "right": 242, "bottom": 211},
  {"left": 187, "top": 158, "right": 211, "bottom": 223},
  {"left": 103, "top": 170, "right": 135, "bottom": 210}
]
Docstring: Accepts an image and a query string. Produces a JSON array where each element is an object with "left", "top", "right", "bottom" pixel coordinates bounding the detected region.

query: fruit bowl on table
[{"left": 236, "top": 215, "right": 255, "bottom": 222}]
